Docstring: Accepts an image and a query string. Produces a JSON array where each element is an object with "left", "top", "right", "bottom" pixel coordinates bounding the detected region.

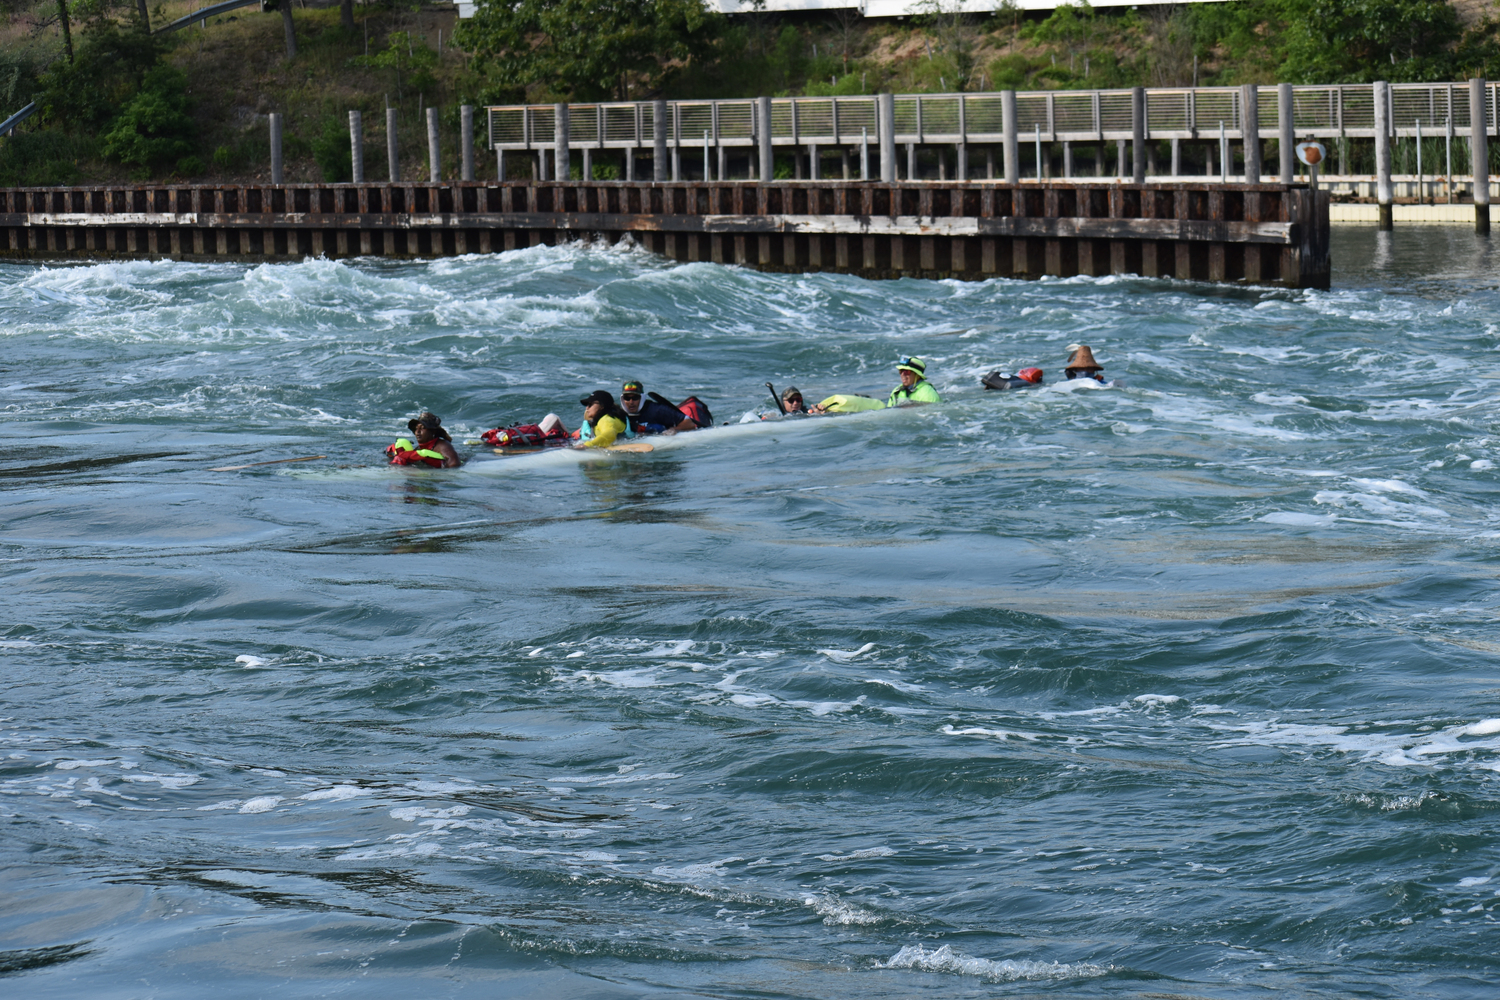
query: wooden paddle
[
  {"left": 210, "top": 455, "right": 326, "bottom": 472},
  {"left": 605, "top": 441, "right": 654, "bottom": 454}
]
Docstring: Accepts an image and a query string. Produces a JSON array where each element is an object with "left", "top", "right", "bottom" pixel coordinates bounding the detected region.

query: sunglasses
[{"left": 621, "top": 393, "right": 642, "bottom": 401}]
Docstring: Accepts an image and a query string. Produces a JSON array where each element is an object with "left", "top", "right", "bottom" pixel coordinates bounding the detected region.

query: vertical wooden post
[
  {"left": 387, "top": 107, "right": 400, "bottom": 181},
  {"left": 1374, "top": 81, "right": 1393, "bottom": 230},
  {"left": 757, "top": 96, "right": 773, "bottom": 183},
  {"left": 427, "top": 107, "right": 441, "bottom": 182},
  {"left": 654, "top": 100, "right": 670, "bottom": 182},
  {"left": 349, "top": 111, "right": 364, "bottom": 183},
  {"left": 1242, "top": 84, "right": 1261, "bottom": 180},
  {"left": 1002, "top": 90, "right": 1019, "bottom": 184},
  {"left": 554, "top": 103, "right": 569, "bottom": 181},
  {"left": 1170, "top": 138, "right": 1180, "bottom": 177},
  {"left": 1471, "top": 78, "right": 1490, "bottom": 234},
  {"left": 269, "top": 113, "right": 283, "bottom": 184},
  {"left": 461, "top": 105, "right": 474, "bottom": 182},
  {"left": 1278, "top": 83, "right": 1295, "bottom": 183},
  {"left": 1131, "top": 87, "right": 1146, "bottom": 184},
  {"left": 878, "top": 93, "right": 895, "bottom": 183}
]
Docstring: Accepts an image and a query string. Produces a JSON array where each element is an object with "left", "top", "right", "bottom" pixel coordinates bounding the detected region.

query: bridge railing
[{"left": 487, "top": 82, "right": 1497, "bottom": 151}]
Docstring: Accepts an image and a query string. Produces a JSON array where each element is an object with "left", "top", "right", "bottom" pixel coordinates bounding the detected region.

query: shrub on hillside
[
  {"left": 102, "top": 65, "right": 198, "bottom": 177},
  {"left": 311, "top": 115, "right": 353, "bottom": 182},
  {"left": 40, "top": 23, "right": 163, "bottom": 129}
]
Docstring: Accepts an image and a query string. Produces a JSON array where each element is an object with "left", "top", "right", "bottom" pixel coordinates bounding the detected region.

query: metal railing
[{"left": 488, "top": 81, "right": 1498, "bottom": 150}]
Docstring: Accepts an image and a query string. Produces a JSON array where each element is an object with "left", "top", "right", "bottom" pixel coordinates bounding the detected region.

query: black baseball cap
[{"left": 580, "top": 390, "right": 615, "bottom": 408}]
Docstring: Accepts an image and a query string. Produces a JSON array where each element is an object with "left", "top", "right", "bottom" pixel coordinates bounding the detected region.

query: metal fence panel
[{"left": 484, "top": 80, "right": 1500, "bottom": 151}]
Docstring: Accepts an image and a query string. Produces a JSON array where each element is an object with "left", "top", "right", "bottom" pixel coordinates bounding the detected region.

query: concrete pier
[{"left": 0, "top": 178, "right": 1330, "bottom": 289}]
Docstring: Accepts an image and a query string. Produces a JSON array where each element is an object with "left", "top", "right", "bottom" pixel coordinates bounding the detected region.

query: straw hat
[{"left": 1065, "top": 344, "right": 1102, "bottom": 371}]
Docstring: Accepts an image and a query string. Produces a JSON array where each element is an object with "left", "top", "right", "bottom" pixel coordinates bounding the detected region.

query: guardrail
[
  {"left": 487, "top": 82, "right": 1496, "bottom": 151},
  {"left": 153, "top": 0, "right": 264, "bottom": 35},
  {"left": 1, "top": 102, "right": 38, "bottom": 138}
]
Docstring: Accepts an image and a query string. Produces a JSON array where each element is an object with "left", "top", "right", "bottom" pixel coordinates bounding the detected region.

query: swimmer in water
[{"left": 1064, "top": 344, "right": 1106, "bottom": 383}]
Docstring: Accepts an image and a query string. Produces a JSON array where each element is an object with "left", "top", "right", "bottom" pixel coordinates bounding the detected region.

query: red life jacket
[
  {"left": 481, "top": 423, "right": 571, "bottom": 448},
  {"left": 386, "top": 438, "right": 447, "bottom": 467},
  {"left": 673, "top": 396, "right": 714, "bottom": 428}
]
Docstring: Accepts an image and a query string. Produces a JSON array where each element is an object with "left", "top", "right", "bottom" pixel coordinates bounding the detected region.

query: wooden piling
[
  {"left": 349, "top": 111, "right": 364, "bottom": 184},
  {"left": 1472, "top": 78, "right": 1490, "bottom": 235},
  {"left": 1374, "top": 81, "right": 1393, "bottom": 230}
]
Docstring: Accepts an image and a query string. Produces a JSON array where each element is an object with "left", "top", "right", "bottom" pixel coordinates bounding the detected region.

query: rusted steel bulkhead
[{"left": 0, "top": 180, "right": 1331, "bottom": 290}]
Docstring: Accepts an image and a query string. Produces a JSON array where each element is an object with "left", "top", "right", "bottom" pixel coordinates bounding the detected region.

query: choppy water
[{"left": 4, "top": 227, "right": 1500, "bottom": 999}]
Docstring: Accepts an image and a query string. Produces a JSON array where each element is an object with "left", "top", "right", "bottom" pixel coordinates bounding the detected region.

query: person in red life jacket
[
  {"left": 386, "top": 411, "right": 462, "bottom": 467},
  {"left": 619, "top": 380, "right": 699, "bottom": 434}
]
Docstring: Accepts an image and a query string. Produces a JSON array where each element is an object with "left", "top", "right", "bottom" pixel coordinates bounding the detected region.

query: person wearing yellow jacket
[
  {"left": 576, "top": 390, "right": 631, "bottom": 449},
  {"left": 887, "top": 356, "right": 941, "bottom": 406}
]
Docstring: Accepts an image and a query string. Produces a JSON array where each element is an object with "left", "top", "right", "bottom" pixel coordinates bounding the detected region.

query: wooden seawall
[{"left": 0, "top": 179, "right": 1330, "bottom": 289}]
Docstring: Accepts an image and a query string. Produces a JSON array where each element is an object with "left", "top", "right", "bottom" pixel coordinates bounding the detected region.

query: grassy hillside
[{"left": 3, "top": 1, "right": 1499, "bottom": 185}]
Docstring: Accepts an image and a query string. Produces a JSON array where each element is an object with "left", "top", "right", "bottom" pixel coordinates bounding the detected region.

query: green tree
[
  {"left": 37, "top": 21, "right": 163, "bottom": 129},
  {"left": 102, "top": 64, "right": 197, "bottom": 175},
  {"left": 1277, "top": 0, "right": 1461, "bottom": 82},
  {"left": 349, "top": 31, "right": 438, "bottom": 103},
  {"left": 456, "top": 0, "right": 721, "bottom": 101}
]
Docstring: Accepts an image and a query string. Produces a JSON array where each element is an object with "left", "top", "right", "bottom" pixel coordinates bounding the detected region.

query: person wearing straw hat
[
  {"left": 1064, "top": 344, "right": 1107, "bottom": 383},
  {"left": 887, "top": 356, "right": 941, "bottom": 407}
]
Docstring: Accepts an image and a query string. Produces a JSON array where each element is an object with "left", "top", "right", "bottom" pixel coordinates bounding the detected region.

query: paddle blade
[{"left": 605, "top": 441, "right": 655, "bottom": 454}]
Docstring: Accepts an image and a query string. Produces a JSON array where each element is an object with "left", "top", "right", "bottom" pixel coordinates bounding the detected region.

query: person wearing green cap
[{"left": 887, "top": 356, "right": 941, "bottom": 407}]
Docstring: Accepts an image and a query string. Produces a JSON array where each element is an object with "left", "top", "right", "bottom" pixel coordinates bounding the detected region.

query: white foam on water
[
  {"left": 391, "top": 805, "right": 471, "bottom": 822},
  {"left": 53, "top": 759, "right": 118, "bottom": 770},
  {"left": 859, "top": 676, "right": 925, "bottom": 694},
  {"left": 238, "top": 796, "right": 282, "bottom": 814},
  {"left": 803, "top": 894, "right": 887, "bottom": 925},
  {"left": 815, "top": 846, "right": 896, "bottom": 861},
  {"left": 1458, "top": 876, "right": 1491, "bottom": 887},
  {"left": 1260, "top": 512, "right": 1339, "bottom": 527},
  {"left": 941, "top": 724, "right": 1042, "bottom": 741},
  {"left": 551, "top": 771, "right": 681, "bottom": 786},
  {"left": 234, "top": 654, "right": 267, "bottom": 668},
  {"left": 299, "top": 785, "right": 369, "bottom": 802},
  {"left": 878, "top": 944, "right": 1110, "bottom": 982},
  {"left": 1465, "top": 719, "right": 1500, "bottom": 736},
  {"left": 120, "top": 772, "right": 201, "bottom": 788},
  {"left": 565, "top": 668, "right": 660, "bottom": 688},
  {"left": 817, "top": 642, "right": 877, "bottom": 662},
  {"left": 651, "top": 857, "right": 742, "bottom": 879},
  {"left": 1209, "top": 718, "right": 1500, "bottom": 772}
]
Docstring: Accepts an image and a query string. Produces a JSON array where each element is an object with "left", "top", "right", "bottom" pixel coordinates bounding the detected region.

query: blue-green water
[{"left": 3, "top": 228, "right": 1499, "bottom": 999}]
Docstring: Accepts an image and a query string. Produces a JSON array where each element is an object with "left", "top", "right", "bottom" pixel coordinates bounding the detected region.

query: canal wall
[{"left": 0, "top": 178, "right": 1329, "bottom": 290}]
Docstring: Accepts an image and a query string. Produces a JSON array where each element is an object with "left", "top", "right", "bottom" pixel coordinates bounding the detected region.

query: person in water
[
  {"left": 388, "top": 411, "right": 462, "bottom": 467},
  {"left": 888, "top": 356, "right": 941, "bottom": 406},
  {"left": 981, "top": 367, "right": 1044, "bottom": 390},
  {"left": 1064, "top": 344, "right": 1106, "bottom": 382},
  {"left": 620, "top": 380, "right": 696, "bottom": 434},
  {"left": 780, "top": 386, "right": 808, "bottom": 414},
  {"left": 576, "top": 390, "right": 630, "bottom": 449}
]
